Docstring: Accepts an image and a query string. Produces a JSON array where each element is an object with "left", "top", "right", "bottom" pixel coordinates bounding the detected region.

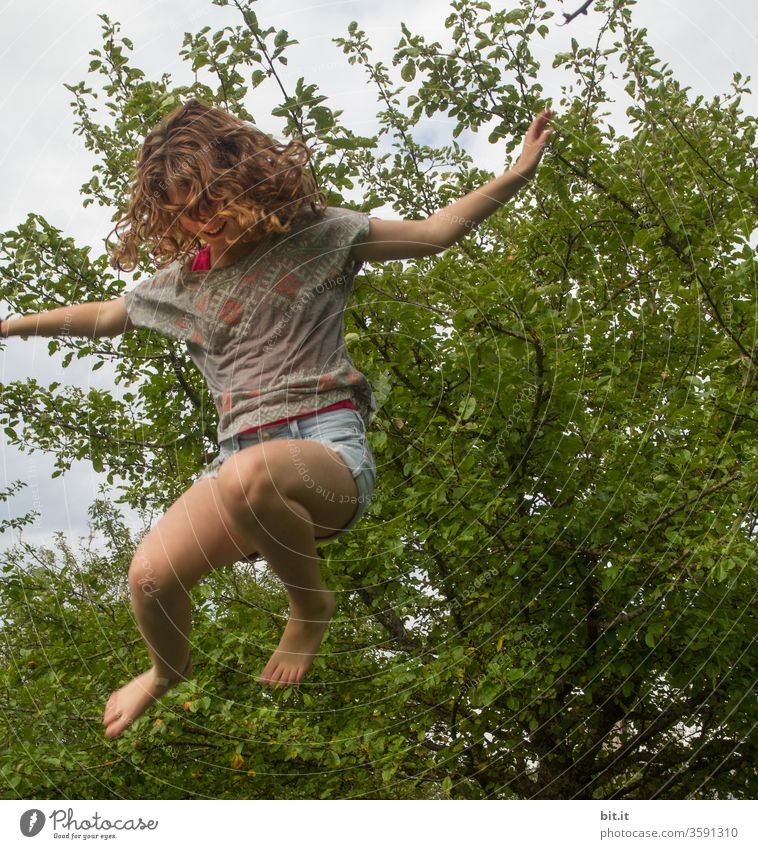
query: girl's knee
[
  {"left": 217, "top": 456, "right": 275, "bottom": 519},
  {"left": 127, "top": 545, "right": 178, "bottom": 601}
]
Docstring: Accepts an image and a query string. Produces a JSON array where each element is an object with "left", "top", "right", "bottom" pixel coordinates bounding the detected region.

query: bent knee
[
  {"left": 127, "top": 546, "right": 179, "bottom": 600},
  {"left": 217, "top": 455, "right": 282, "bottom": 517}
]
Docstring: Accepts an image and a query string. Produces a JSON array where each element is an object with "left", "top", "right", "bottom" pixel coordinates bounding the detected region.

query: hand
[
  {"left": 514, "top": 108, "right": 556, "bottom": 181},
  {"left": 0, "top": 317, "right": 6, "bottom": 338}
]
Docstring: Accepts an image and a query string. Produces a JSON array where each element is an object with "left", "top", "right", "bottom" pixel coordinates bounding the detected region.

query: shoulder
[
  {"left": 312, "top": 205, "right": 372, "bottom": 244},
  {"left": 325, "top": 205, "right": 369, "bottom": 223},
  {"left": 127, "top": 260, "right": 183, "bottom": 298},
  {"left": 280, "top": 206, "right": 371, "bottom": 269},
  {"left": 297, "top": 205, "right": 368, "bottom": 227}
]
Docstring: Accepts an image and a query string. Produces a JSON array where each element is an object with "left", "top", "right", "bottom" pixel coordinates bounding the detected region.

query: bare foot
[
  {"left": 258, "top": 592, "right": 336, "bottom": 688},
  {"left": 102, "top": 654, "right": 192, "bottom": 740}
]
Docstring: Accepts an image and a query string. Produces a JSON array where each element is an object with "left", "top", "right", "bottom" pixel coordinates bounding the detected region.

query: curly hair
[{"left": 107, "top": 98, "right": 327, "bottom": 272}]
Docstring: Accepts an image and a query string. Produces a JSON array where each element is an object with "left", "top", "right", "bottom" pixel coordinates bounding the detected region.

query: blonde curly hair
[{"left": 107, "top": 97, "right": 327, "bottom": 272}]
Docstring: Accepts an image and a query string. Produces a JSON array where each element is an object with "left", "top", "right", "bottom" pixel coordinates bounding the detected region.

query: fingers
[
  {"left": 537, "top": 109, "right": 555, "bottom": 126},
  {"left": 534, "top": 109, "right": 556, "bottom": 141},
  {"left": 527, "top": 109, "right": 555, "bottom": 138}
]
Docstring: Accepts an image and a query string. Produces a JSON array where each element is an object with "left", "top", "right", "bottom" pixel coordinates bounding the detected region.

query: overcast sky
[{"left": 1, "top": 0, "right": 756, "bottom": 558}]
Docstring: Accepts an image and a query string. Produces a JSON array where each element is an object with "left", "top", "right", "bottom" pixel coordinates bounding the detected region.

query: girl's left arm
[{"left": 352, "top": 108, "right": 555, "bottom": 263}]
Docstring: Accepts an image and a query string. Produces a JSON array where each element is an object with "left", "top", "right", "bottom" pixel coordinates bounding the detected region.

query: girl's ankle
[
  {"left": 289, "top": 589, "right": 336, "bottom": 620},
  {"left": 153, "top": 652, "right": 193, "bottom": 688}
]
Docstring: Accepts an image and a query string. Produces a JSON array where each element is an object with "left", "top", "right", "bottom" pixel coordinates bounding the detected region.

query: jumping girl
[{"left": 0, "top": 99, "right": 554, "bottom": 739}]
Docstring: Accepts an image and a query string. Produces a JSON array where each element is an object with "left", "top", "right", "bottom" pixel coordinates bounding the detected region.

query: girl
[{"left": 0, "top": 99, "right": 554, "bottom": 739}]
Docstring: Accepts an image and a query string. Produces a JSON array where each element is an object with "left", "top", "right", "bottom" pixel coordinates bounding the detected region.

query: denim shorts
[{"left": 194, "top": 407, "right": 377, "bottom": 544}]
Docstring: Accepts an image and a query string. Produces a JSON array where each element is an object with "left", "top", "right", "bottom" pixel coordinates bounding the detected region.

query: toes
[
  {"left": 102, "top": 695, "right": 119, "bottom": 726},
  {"left": 277, "top": 667, "right": 301, "bottom": 689},
  {"left": 103, "top": 708, "right": 122, "bottom": 730},
  {"left": 269, "top": 665, "right": 287, "bottom": 688},
  {"left": 104, "top": 714, "right": 131, "bottom": 740},
  {"left": 258, "top": 669, "right": 276, "bottom": 687},
  {"left": 103, "top": 706, "right": 132, "bottom": 739},
  {"left": 289, "top": 667, "right": 305, "bottom": 687},
  {"left": 259, "top": 659, "right": 309, "bottom": 688},
  {"left": 258, "top": 662, "right": 277, "bottom": 686}
]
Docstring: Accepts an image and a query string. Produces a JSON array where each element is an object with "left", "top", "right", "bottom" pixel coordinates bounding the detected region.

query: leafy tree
[{"left": 1, "top": 0, "right": 756, "bottom": 798}]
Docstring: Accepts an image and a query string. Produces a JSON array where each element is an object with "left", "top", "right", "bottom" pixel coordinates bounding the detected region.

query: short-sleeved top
[
  {"left": 190, "top": 244, "right": 360, "bottom": 436},
  {"left": 123, "top": 206, "right": 378, "bottom": 443}
]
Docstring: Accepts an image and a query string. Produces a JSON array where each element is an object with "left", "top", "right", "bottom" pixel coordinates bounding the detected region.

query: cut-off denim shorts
[{"left": 194, "top": 407, "right": 377, "bottom": 544}]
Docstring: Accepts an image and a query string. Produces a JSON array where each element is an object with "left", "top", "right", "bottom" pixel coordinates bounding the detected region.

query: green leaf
[
  {"left": 381, "top": 765, "right": 397, "bottom": 782},
  {"left": 566, "top": 294, "right": 581, "bottom": 322},
  {"left": 400, "top": 62, "right": 416, "bottom": 82},
  {"left": 0, "top": 2, "right": 752, "bottom": 805},
  {"left": 459, "top": 396, "right": 477, "bottom": 421},
  {"left": 504, "top": 9, "right": 527, "bottom": 24}
]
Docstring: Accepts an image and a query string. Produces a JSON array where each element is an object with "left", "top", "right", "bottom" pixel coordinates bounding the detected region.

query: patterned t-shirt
[{"left": 123, "top": 205, "right": 377, "bottom": 443}]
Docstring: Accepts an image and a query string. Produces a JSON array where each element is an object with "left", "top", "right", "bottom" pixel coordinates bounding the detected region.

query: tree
[{"left": 1, "top": 0, "right": 756, "bottom": 799}]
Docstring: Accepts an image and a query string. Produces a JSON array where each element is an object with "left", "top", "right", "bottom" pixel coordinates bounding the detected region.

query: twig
[{"left": 558, "top": 1, "right": 595, "bottom": 28}]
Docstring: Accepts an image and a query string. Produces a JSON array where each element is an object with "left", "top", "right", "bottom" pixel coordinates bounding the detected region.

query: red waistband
[{"left": 237, "top": 398, "right": 357, "bottom": 435}]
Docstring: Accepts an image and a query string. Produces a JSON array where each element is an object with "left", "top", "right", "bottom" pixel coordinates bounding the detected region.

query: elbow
[
  {"left": 424, "top": 220, "right": 454, "bottom": 255},
  {"left": 426, "top": 234, "right": 449, "bottom": 255}
]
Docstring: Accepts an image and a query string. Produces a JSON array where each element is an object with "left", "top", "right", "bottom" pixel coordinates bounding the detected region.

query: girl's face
[{"left": 165, "top": 185, "right": 244, "bottom": 245}]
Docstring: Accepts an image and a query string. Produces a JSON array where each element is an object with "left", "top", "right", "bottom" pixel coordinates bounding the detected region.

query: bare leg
[
  {"left": 103, "top": 434, "right": 362, "bottom": 738},
  {"left": 102, "top": 476, "right": 263, "bottom": 739},
  {"left": 216, "top": 437, "right": 362, "bottom": 688},
  {"left": 234, "top": 493, "right": 337, "bottom": 688}
]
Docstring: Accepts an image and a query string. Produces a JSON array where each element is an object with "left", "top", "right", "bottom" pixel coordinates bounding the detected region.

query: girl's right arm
[{"left": 0, "top": 297, "right": 135, "bottom": 339}]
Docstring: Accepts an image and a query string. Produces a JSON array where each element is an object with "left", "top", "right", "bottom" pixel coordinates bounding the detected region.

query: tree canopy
[{"left": 1, "top": 0, "right": 756, "bottom": 799}]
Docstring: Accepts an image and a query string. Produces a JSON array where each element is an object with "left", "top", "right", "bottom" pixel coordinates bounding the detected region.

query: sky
[{"left": 1, "top": 0, "right": 756, "bottom": 558}]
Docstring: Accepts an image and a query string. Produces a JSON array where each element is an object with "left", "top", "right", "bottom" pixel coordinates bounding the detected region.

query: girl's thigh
[
  {"left": 219, "top": 437, "right": 363, "bottom": 540},
  {"left": 134, "top": 476, "right": 259, "bottom": 589}
]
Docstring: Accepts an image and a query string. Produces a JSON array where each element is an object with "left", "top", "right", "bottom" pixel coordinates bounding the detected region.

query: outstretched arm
[
  {"left": 0, "top": 296, "right": 134, "bottom": 339},
  {"left": 351, "top": 108, "right": 556, "bottom": 262}
]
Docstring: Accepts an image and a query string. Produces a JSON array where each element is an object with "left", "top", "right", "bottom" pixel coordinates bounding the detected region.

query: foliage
[{"left": 1, "top": 0, "right": 756, "bottom": 798}]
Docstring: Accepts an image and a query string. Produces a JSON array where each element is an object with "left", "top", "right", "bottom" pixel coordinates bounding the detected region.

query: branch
[
  {"left": 167, "top": 347, "right": 202, "bottom": 409},
  {"left": 347, "top": 33, "right": 436, "bottom": 216},
  {"left": 2, "top": 396, "right": 191, "bottom": 453},
  {"left": 231, "top": 0, "right": 320, "bottom": 192},
  {"left": 658, "top": 104, "right": 756, "bottom": 199},
  {"left": 82, "top": 637, "right": 143, "bottom": 662},
  {"left": 611, "top": 739, "right": 754, "bottom": 799},
  {"left": 646, "top": 472, "right": 743, "bottom": 532},
  {"left": 354, "top": 586, "right": 422, "bottom": 652},
  {"left": 558, "top": 1, "right": 595, "bottom": 28},
  {"left": 590, "top": 693, "right": 704, "bottom": 781}
]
